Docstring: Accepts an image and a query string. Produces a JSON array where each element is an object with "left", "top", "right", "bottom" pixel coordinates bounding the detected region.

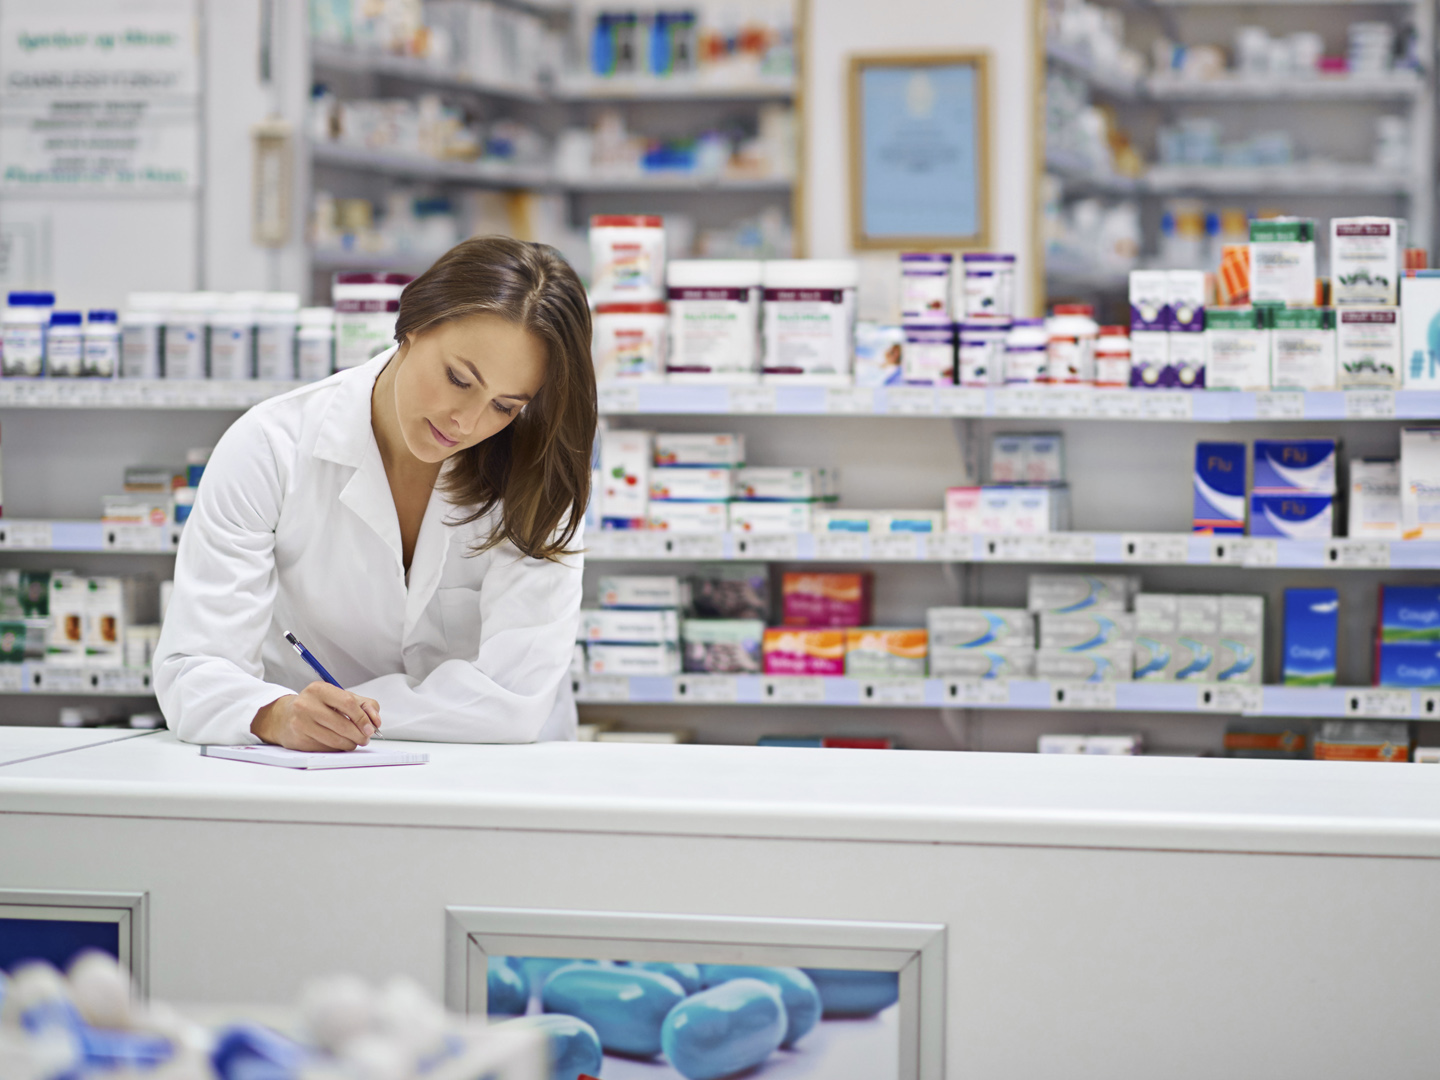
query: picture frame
[{"left": 848, "top": 52, "right": 992, "bottom": 251}]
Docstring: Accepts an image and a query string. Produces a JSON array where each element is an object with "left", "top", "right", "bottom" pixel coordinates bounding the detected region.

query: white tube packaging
[
  {"left": 761, "top": 260, "right": 859, "bottom": 383},
  {"left": 666, "top": 259, "right": 762, "bottom": 379}
]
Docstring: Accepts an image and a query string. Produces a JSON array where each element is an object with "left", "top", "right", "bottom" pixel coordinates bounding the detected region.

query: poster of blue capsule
[{"left": 486, "top": 956, "right": 900, "bottom": 1080}]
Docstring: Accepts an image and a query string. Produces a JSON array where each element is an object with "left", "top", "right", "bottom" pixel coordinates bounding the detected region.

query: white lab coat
[{"left": 154, "top": 347, "right": 582, "bottom": 745}]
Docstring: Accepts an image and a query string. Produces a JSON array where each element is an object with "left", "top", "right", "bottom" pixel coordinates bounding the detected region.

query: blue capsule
[
  {"left": 514, "top": 957, "right": 578, "bottom": 997},
  {"left": 800, "top": 968, "right": 899, "bottom": 1017},
  {"left": 542, "top": 964, "right": 686, "bottom": 1057},
  {"left": 487, "top": 956, "right": 529, "bottom": 1016},
  {"left": 660, "top": 978, "right": 787, "bottom": 1080},
  {"left": 635, "top": 961, "right": 702, "bottom": 995},
  {"left": 697, "top": 965, "right": 820, "bottom": 1047},
  {"left": 495, "top": 1014, "right": 603, "bottom": 1080}
]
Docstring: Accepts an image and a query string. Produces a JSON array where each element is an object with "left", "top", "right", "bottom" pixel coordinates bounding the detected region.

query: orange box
[
  {"left": 1217, "top": 244, "right": 1249, "bottom": 306},
  {"left": 844, "top": 628, "right": 928, "bottom": 677},
  {"left": 781, "top": 571, "right": 873, "bottom": 627},
  {"left": 762, "top": 628, "right": 846, "bottom": 676}
]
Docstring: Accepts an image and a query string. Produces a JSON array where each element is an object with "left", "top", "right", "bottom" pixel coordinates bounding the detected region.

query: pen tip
[{"left": 284, "top": 632, "right": 297, "bottom": 645}]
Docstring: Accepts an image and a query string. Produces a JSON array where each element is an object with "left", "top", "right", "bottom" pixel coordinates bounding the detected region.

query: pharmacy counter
[
  {"left": 2, "top": 732, "right": 1439, "bottom": 1079},
  {"left": 0, "top": 726, "right": 156, "bottom": 767}
]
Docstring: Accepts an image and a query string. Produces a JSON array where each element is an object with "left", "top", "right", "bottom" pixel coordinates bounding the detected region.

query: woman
[{"left": 155, "top": 237, "right": 596, "bottom": 749}]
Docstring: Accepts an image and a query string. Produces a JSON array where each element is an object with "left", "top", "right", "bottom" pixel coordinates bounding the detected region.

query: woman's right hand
[{"left": 251, "top": 682, "right": 382, "bottom": 751}]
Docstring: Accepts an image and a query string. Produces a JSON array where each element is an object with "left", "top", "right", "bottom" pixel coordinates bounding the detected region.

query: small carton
[
  {"left": 600, "top": 429, "right": 652, "bottom": 525},
  {"left": 813, "top": 508, "right": 876, "bottom": 532},
  {"left": 1168, "top": 332, "right": 1206, "bottom": 389},
  {"left": 586, "top": 642, "right": 681, "bottom": 676},
  {"left": 1253, "top": 438, "right": 1337, "bottom": 493},
  {"left": 1401, "top": 275, "right": 1440, "bottom": 388},
  {"left": 653, "top": 432, "right": 745, "bottom": 467},
  {"left": 1250, "top": 218, "right": 1318, "bottom": 307},
  {"left": 1218, "top": 595, "right": 1264, "bottom": 685},
  {"left": 728, "top": 502, "right": 813, "bottom": 534},
  {"left": 688, "top": 566, "right": 769, "bottom": 621},
  {"left": 874, "top": 511, "right": 944, "bottom": 533},
  {"left": 1168, "top": 270, "right": 1208, "bottom": 332},
  {"left": 1224, "top": 721, "right": 1309, "bottom": 759},
  {"left": 599, "top": 575, "right": 686, "bottom": 610},
  {"left": 46, "top": 572, "right": 85, "bottom": 657},
  {"left": 649, "top": 467, "right": 733, "bottom": 502},
  {"left": 1349, "top": 458, "right": 1401, "bottom": 540},
  {"left": 1269, "top": 306, "right": 1336, "bottom": 390},
  {"left": 1036, "top": 646, "right": 1134, "bottom": 682},
  {"left": 853, "top": 323, "right": 905, "bottom": 387},
  {"left": 649, "top": 501, "right": 730, "bottom": 533},
  {"left": 1282, "top": 587, "right": 1338, "bottom": 687},
  {"left": 1331, "top": 216, "right": 1403, "bottom": 306},
  {"left": 1193, "top": 442, "right": 1247, "bottom": 535},
  {"left": 761, "top": 628, "right": 846, "bottom": 676},
  {"left": 734, "top": 467, "right": 839, "bottom": 501},
  {"left": 1313, "top": 720, "right": 1409, "bottom": 762},
  {"left": 1173, "top": 596, "right": 1220, "bottom": 682},
  {"left": 1038, "top": 611, "right": 1136, "bottom": 651},
  {"left": 582, "top": 608, "right": 680, "bottom": 644},
  {"left": 1133, "top": 594, "right": 1178, "bottom": 680},
  {"left": 1400, "top": 427, "right": 1440, "bottom": 539},
  {"left": 1027, "top": 574, "right": 1136, "bottom": 615},
  {"left": 1129, "top": 330, "right": 1169, "bottom": 389},
  {"left": 1129, "top": 269, "right": 1170, "bottom": 331},
  {"left": 927, "top": 607, "right": 1034, "bottom": 648},
  {"left": 1249, "top": 493, "right": 1335, "bottom": 539},
  {"left": 844, "top": 628, "right": 928, "bottom": 677},
  {"left": 1336, "top": 307, "right": 1401, "bottom": 389},
  {"left": 1205, "top": 307, "right": 1269, "bottom": 391},
  {"left": 944, "top": 486, "right": 984, "bottom": 533},
  {"left": 781, "top": 571, "right": 873, "bottom": 628},
  {"left": 681, "top": 619, "right": 764, "bottom": 674},
  {"left": 928, "top": 646, "right": 1035, "bottom": 679}
]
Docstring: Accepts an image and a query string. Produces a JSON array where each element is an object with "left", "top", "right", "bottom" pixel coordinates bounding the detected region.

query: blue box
[
  {"left": 1283, "top": 588, "right": 1338, "bottom": 686},
  {"left": 1376, "top": 641, "right": 1440, "bottom": 687},
  {"left": 1253, "top": 438, "right": 1337, "bottom": 493},
  {"left": 1250, "top": 493, "right": 1335, "bottom": 539},
  {"left": 1193, "top": 442, "right": 1246, "bottom": 535},
  {"left": 1378, "top": 585, "right": 1440, "bottom": 643}
]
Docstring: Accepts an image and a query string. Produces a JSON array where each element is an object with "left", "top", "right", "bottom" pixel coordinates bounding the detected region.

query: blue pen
[{"left": 284, "top": 631, "right": 383, "bottom": 739}]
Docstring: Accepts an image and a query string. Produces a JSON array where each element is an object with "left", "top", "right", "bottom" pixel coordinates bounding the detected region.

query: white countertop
[
  {"left": 2, "top": 730, "right": 1439, "bottom": 857},
  {"left": 0, "top": 727, "right": 157, "bottom": 767}
]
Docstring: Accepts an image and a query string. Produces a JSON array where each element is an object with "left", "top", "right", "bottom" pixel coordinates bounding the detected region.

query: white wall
[{"left": 802, "top": 0, "right": 1039, "bottom": 318}]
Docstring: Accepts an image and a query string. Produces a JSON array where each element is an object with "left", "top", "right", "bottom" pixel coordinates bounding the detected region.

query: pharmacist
[{"left": 154, "top": 237, "right": 596, "bottom": 749}]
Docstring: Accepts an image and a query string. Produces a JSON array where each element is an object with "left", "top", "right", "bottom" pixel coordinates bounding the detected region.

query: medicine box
[
  {"left": 1129, "top": 331, "right": 1168, "bottom": 389},
  {"left": 853, "top": 323, "right": 905, "bottom": 387},
  {"left": 1133, "top": 594, "right": 1177, "bottom": 681},
  {"left": 1375, "top": 641, "right": 1440, "bottom": 688},
  {"left": 1218, "top": 595, "right": 1264, "bottom": 685},
  {"left": 1269, "top": 307, "right": 1336, "bottom": 390},
  {"left": 648, "top": 501, "right": 728, "bottom": 533},
  {"left": 1336, "top": 308, "right": 1401, "bottom": 389},
  {"left": 599, "top": 575, "right": 685, "bottom": 610},
  {"left": 928, "top": 646, "right": 1034, "bottom": 679},
  {"left": 733, "top": 467, "right": 838, "bottom": 501},
  {"left": 944, "top": 487, "right": 983, "bottom": 533},
  {"left": 1035, "top": 646, "right": 1134, "bottom": 682},
  {"left": 681, "top": 619, "right": 764, "bottom": 674},
  {"left": 1038, "top": 611, "right": 1135, "bottom": 651},
  {"left": 1282, "top": 587, "right": 1339, "bottom": 686},
  {"left": 1331, "top": 217, "right": 1403, "bottom": 306},
  {"left": 844, "top": 628, "right": 928, "bottom": 677},
  {"left": 728, "top": 501, "right": 812, "bottom": 534},
  {"left": 581, "top": 608, "right": 679, "bottom": 644},
  {"left": 1400, "top": 427, "right": 1440, "bottom": 539},
  {"left": 927, "top": 607, "right": 1033, "bottom": 649},
  {"left": 600, "top": 430, "right": 651, "bottom": 525},
  {"left": 1129, "top": 270, "right": 1169, "bottom": 331},
  {"left": 1375, "top": 586, "right": 1440, "bottom": 688},
  {"left": 1249, "top": 493, "right": 1335, "bottom": 539},
  {"left": 762, "top": 628, "right": 846, "bottom": 676},
  {"left": 1167, "top": 270, "right": 1207, "bottom": 332},
  {"left": 970, "top": 485, "right": 1068, "bottom": 535},
  {"left": 1193, "top": 442, "right": 1247, "bottom": 535},
  {"left": 1205, "top": 307, "right": 1270, "bottom": 391},
  {"left": 1401, "top": 275, "right": 1440, "bottom": 388},
  {"left": 812, "top": 509, "right": 943, "bottom": 534},
  {"left": 688, "top": 567, "right": 770, "bottom": 620},
  {"left": 1313, "top": 720, "right": 1410, "bottom": 762},
  {"left": 989, "top": 432, "right": 1065, "bottom": 485},
  {"left": 649, "top": 467, "right": 732, "bottom": 502},
  {"left": 1167, "top": 332, "right": 1206, "bottom": 389},
  {"left": 586, "top": 642, "right": 681, "bottom": 676},
  {"left": 1027, "top": 573, "right": 1136, "bottom": 615},
  {"left": 1253, "top": 438, "right": 1338, "bottom": 493},
  {"left": 46, "top": 572, "right": 85, "bottom": 657},
  {"left": 1250, "top": 218, "right": 1318, "bottom": 307},
  {"left": 781, "top": 571, "right": 873, "bottom": 628},
  {"left": 1224, "top": 721, "right": 1309, "bottom": 759},
  {"left": 1349, "top": 458, "right": 1401, "bottom": 540},
  {"left": 653, "top": 432, "right": 746, "bottom": 468}
]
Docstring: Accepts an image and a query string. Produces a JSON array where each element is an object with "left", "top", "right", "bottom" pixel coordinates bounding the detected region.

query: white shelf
[
  {"left": 311, "top": 142, "right": 551, "bottom": 187},
  {"left": 587, "top": 530, "right": 1430, "bottom": 570},
  {"left": 1044, "top": 39, "right": 1143, "bottom": 100},
  {"left": 0, "top": 379, "right": 305, "bottom": 410},
  {"left": 562, "top": 173, "right": 793, "bottom": 192},
  {"left": 597, "top": 381, "right": 1430, "bottom": 421},
  {"left": 1044, "top": 258, "right": 1131, "bottom": 293},
  {"left": 310, "top": 46, "right": 548, "bottom": 102},
  {"left": 309, "top": 249, "right": 444, "bottom": 272},
  {"left": 0, "top": 521, "right": 180, "bottom": 554},
  {"left": 574, "top": 674, "right": 1431, "bottom": 721},
  {"left": 1143, "top": 164, "right": 1411, "bottom": 196},
  {"left": 1147, "top": 72, "right": 1423, "bottom": 101},
  {"left": 1045, "top": 150, "right": 1139, "bottom": 195},
  {"left": 0, "top": 662, "right": 153, "bottom": 697},
  {"left": 553, "top": 76, "right": 796, "bottom": 101}
]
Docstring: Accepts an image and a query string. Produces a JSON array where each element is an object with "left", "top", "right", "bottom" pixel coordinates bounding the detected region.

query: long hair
[{"left": 394, "top": 236, "right": 595, "bottom": 561}]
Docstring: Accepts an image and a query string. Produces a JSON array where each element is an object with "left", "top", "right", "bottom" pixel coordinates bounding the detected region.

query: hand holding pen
[{"left": 247, "top": 632, "right": 385, "bottom": 752}]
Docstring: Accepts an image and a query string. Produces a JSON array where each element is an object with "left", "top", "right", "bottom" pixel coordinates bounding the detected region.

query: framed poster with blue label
[{"left": 848, "top": 52, "right": 991, "bottom": 251}]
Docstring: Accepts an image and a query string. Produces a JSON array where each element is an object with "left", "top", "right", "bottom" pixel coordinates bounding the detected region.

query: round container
[
  {"left": 83, "top": 311, "right": 120, "bottom": 378},
  {"left": 3, "top": 291, "right": 55, "bottom": 377},
  {"left": 901, "top": 322, "right": 956, "bottom": 386},
  {"left": 958, "top": 321, "right": 1011, "bottom": 387},
  {"left": 959, "top": 253, "right": 1016, "bottom": 321},
  {"left": 665, "top": 259, "right": 763, "bottom": 380},
  {"left": 760, "top": 260, "right": 860, "bottom": 384},
  {"left": 1094, "top": 325, "right": 1131, "bottom": 388},
  {"left": 255, "top": 292, "right": 300, "bottom": 380},
  {"left": 121, "top": 293, "right": 172, "bottom": 379},
  {"left": 593, "top": 301, "right": 668, "bottom": 381},
  {"left": 1045, "top": 303, "right": 1098, "bottom": 384},
  {"left": 46, "top": 311, "right": 84, "bottom": 377},
  {"left": 208, "top": 293, "right": 260, "bottom": 380},
  {"left": 173, "top": 486, "right": 197, "bottom": 523},
  {"left": 297, "top": 307, "right": 336, "bottom": 381},
  {"left": 165, "top": 293, "right": 219, "bottom": 380},
  {"left": 333, "top": 272, "right": 409, "bottom": 370},
  {"left": 590, "top": 214, "right": 666, "bottom": 304},
  {"left": 1003, "top": 318, "right": 1048, "bottom": 384},
  {"left": 900, "top": 252, "right": 952, "bottom": 322}
]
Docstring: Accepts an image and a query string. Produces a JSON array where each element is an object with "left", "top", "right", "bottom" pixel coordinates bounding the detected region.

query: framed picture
[
  {"left": 0, "top": 889, "right": 149, "bottom": 992},
  {"left": 446, "top": 906, "right": 946, "bottom": 1080},
  {"left": 849, "top": 52, "right": 992, "bottom": 251}
]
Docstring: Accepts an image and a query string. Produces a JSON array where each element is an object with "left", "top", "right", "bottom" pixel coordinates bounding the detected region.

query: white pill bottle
[
  {"left": 666, "top": 259, "right": 763, "bottom": 382},
  {"left": 760, "top": 259, "right": 859, "bottom": 385},
  {"left": 297, "top": 307, "right": 336, "bottom": 381}
]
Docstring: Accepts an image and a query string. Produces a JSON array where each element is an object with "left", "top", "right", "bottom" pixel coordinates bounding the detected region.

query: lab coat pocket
[{"left": 436, "top": 586, "right": 483, "bottom": 660}]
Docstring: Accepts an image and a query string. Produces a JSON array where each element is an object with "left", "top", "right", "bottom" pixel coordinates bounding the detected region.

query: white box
[
  {"left": 1401, "top": 427, "right": 1440, "bottom": 539},
  {"left": 648, "top": 501, "right": 729, "bottom": 533},
  {"left": 1036, "top": 646, "right": 1134, "bottom": 681},
  {"left": 653, "top": 432, "right": 746, "bottom": 467},
  {"left": 927, "top": 607, "right": 1034, "bottom": 647},
  {"left": 581, "top": 608, "right": 680, "bottom": 644},
  {"left": 1128, "top": 269, "right": 1169, "bottom": 331},
  {"left": 1135, "top": 593, "right": 1179, "bottom": 633},
  {"left": 1350, "top": 458, "right": 1402, "bottom": 539},
  {"left": 1331, "top": 217, "right": 1403, "bottom": 306},
  {"left": 1337, "top": 308, "right": 1401, "bottom": 389},
  {"left": 1028, "top": 574, "right": 1136, "bottom": 614},
  {"left": 1178, "top": 595, "right": 1220, "bottom": 635},
  {"left": 1167, "top": 270, "right": 1207, "bottom": 332},
  {"left": 1206, "top": 310, "right": 1270, "bottom": 391},
  {"left": 1250, "top": 219, "right": 1317, "bottom": 306},
  {"left": 649, "top": 467, "right": 733, "bottom": 502},
  {"left": 1038, "top": 733, "right": 1091, "bottom": 754},
  {"left": 944, "top": 487, "right": 983, "bottom": 533},
  {"left": 1218, "top": 594, "right": 1264, "bottom": 685},
  {"left": 1270, "top": 309, "right": 1336, "bottom": 390},
  {"left": 728, "top": 502, "right": 813, "bottom": 534},
  {"left": 600, "top": 430, "right": 651, "bottom": 522},
  {"left": 46, "top": 572, "right": 85, "bottom": 656},
  {"left": 1129, "top": 331, "right": 1169, "bottom": 389},
  {"left": 1401, "top": 276, "right": 1440, "bottom": 388},
  {"left": 929, "top": 646, "right": 1035, "bottom": 679},
  {"left": 586, "top": 642, "right": 681, "bottom": 676},
  {"left": 598, "top": 575, "right": 685, "bottom": 609},
  {"left": 734, "top": 467, "right": 838, "bottom": 501},
  {"left": 1039, "top": 611, "right": 1136, "bottom": 651},
  {"left": 1168, "top": 332, "right": 1206, "bottom": 389}
]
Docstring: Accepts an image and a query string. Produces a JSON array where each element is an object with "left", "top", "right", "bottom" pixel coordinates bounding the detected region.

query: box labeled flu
[
  {"left": 1193, "top": 442, "right": 1246, "bottom": 535},
  {"left": 1253, "top": 438, "right": 1337, "bottom": 493}
]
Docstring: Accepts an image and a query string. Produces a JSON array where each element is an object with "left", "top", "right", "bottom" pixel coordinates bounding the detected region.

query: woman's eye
[
  {"left": 493, "top": 401, "right": 516, "bottom": 417},
  {"left": 446, "top": 368, "right": 469, "bottom": 389}
]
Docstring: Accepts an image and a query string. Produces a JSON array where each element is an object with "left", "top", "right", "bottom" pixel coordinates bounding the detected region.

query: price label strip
[
  {"left": 597, "top": 384, "right": 641, "bottom": 413},
  {"left": 575, "top": 675, "right": 631, "bottom": 702},
  {"left": 871, "top": 534, "right": 921, "bottom": 561},
  {"left": 1324, "top": 540, "right": 1390, "bottom": 569},
  {"left": 762, "top": 677, "right": 826, "bottom": 703},
  {"left": 0, "top": 521, "right": 54, "bottom": 550},
  {"left": 859, "top": 679, "right": 925, "bottom": 705},
  {"left": 933, "top": 388, "right": 986, "bottom": 416},
  {"left": 1121, "top": 534, "right": 1191, "bottom": 565},
  {"left": 1255, "top": 391, "right": 1305, "bottom": 420},
  {"left": 813, "top": 533, "right": 867, "bottom": 561},
  {"left": 744, "top": 534, "right": 800, "bottom": 560},
  {"left": 945, "top": 679, "right": 1011, "bottom": 706},
  {"left": 1050, "top": 681, "right": 1118, "bottom": 710},
  {"left": 1344, "top": 390, "right": 1396, "bottom": 420},
  {"left": 1343, "top": 688, "right": 1412, "bottom": 719},
  {"left": 730, "top": 386, "right": 777, "bottom": 414},
  {"left": 1196, "top": 684, "right": 1264, "bottom": 714},
  {"left": 674, "top": 675, "right": 739, "bottom": 703},
  {"left": 883, "top": 387, "right": 936, "bottom": 415},
  {"left": 825, "top": 387, "right": 874, "bottom": 414}
]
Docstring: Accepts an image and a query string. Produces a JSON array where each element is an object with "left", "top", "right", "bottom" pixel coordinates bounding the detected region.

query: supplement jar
[
  {"left": 164, "top": 293, "right": 217, "bottom": 380},
  {"left": 3, "top": 291, "right": 55, "bottom": 377},
  {"left": 590, "top": 214, "right": 666, "bottom": 304},
  {"left": 1045, "top": 303, "right": 1098, "bottom": 383},
  {"left": 46, "top": 311, "right": 84, "bottom": 377},
  {"left": 592, "top": 301, "right": 668, "bottom": 381},
  {"left": 900, "top": 252, "right": 952, "bottom": 322},
  {"left": 666, "top": 259, "right": 762, "bottom": 380},
  {"left": 83, "top": 311, "right": 120, "bottom": 378},
  {"left": 1094, "top": 325, "right": 1131, "bottom": 387},
  {"left": 958, "top": 321, "right": 1010, "bottom": 386},
  {"left": 209, "top": 293, "right": 259, "bottom": 380},
  {"left": 959, "top": 253, "right": 1016, "bottom": 321},
  {"left": 255, "top": 292, "right": 300, "bottom": 380},
  {"left": 901, "top": 322, "right": 956, "bottom": 385},
  {"left": 761, "top": 259, "right": 859, "bottom": 384},
  {"left": 121, "top": 294, "right": 169, "bottom": 379},
  {"left": 1004, "top": 318, "right": 1048, "bottom": 384},
  {"left": 333, "top": 272, "right": 410, "bottom": 370},
  {"left": 297, "top": 307, "right": 336, "bottom": 381}
]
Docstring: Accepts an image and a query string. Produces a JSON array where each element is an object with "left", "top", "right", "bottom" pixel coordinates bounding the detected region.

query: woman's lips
[{"left": 428, "top": 420, "right": 458, "bottom": 447}]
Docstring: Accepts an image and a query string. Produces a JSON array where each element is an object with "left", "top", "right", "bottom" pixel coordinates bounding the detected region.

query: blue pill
[
  {"left": 542, "top": 964, "right": 686, "bottom": 1057},
  {"left": 800, "top": 968, "right": 899, "bottom": 1017},
  {"left": 660, "top": 978, "right": 786, "bottom": 1080},
  {"left": 495, "top": 1014, "right": 603, "bottom": 1080},
  {"left": 636, "top": 962, "right": 702, "bottom": 994},
  {"left": 488, "top": 956, "right": 529, "bottom": 1016},
  {"left": 514, "top": 957, "right": 578, "bottom": 997},
  {"left": 697, "top": 965, "right": 820, "bottom": 1047}
]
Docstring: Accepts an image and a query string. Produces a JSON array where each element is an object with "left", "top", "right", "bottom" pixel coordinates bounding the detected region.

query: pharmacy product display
[{"left": 0, "top": 570, "right": 162, "bottom": 672}]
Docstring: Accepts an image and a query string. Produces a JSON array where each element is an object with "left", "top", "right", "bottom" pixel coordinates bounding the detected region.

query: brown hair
[{"left": 394, "top": 235, "right": 596, "bottom": 561}]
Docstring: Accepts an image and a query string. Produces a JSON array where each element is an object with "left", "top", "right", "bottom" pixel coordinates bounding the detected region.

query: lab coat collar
[{"left": 313, "top": 346, "right": 398, "bottom": 468}]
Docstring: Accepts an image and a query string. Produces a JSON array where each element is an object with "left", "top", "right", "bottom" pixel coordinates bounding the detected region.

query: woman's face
[{"left": 391, "top": 313, "right": 548, "bottom": 463}]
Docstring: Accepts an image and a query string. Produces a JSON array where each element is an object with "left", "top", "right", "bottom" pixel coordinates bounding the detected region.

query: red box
[{"left": 781, "top": 572, "right": 873, "bottom": 627}]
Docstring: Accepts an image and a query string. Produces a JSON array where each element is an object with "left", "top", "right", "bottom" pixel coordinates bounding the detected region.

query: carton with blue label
[
  {"left": 1283, "top": 587, "right": 1338, "bottom": 687},
  {"left": 1193, "top": 442, "right": 1246, "bottom": 535},
  {"left": 1218, "top": 595, "right": 1264, "bottom": 685},
  {"left": 1250, "top": 438, "right": 1337, "bottom": 538},
  {"left": 1374, "top": 585, "right": 1440, "bottom": 688}
]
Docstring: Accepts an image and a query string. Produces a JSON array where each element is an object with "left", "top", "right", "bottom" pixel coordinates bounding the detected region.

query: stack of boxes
[
  {"left": 763, "top": 571, "right": 875, "bottom": 676},
  {"left": 1128, "top": 269, "right": 1208, "bottom": 389},
  {"left": 1250, "top": 437, "right": 1338, "bottom": 539},
  {"left": 1373, "top": 585, "right": 1440, "bottom": 688},
  {"left": 1281, "top": 587, "right": 1339, "bottom": 687},
  {"left": 648, "top": 433, "right": 743, "bottom": 534},
  {"left": 944, "top": 433, "right": 1070, "bottom": 535},
  {"left": 926, "top": 607, "right": 1034, "bottom": 679},
  {"left": 682, "top": 566, "right": 768, "bottom": 674},
  {"left": 1033, "top": 574, "right": 1138, "bottom": 683},
  {"left": 729, "top": 466, "right": 838, "bottom": 534},
  {"left": 1134, "top": 594, "right": 1263, "bottom": 684},
  {"left": 21, "top": 572, "right": 154, "bottom": 669},
  {"left": 581, "top": 575, "right": 684, "bottom": 675}
]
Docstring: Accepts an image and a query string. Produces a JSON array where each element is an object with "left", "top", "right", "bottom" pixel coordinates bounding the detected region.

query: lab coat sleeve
[
  {"left": 152, "top": 409, "right": 301, "bottom": 744},
  {"left": 348, "top": 518, "right": 584, "bottom": 743}
]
